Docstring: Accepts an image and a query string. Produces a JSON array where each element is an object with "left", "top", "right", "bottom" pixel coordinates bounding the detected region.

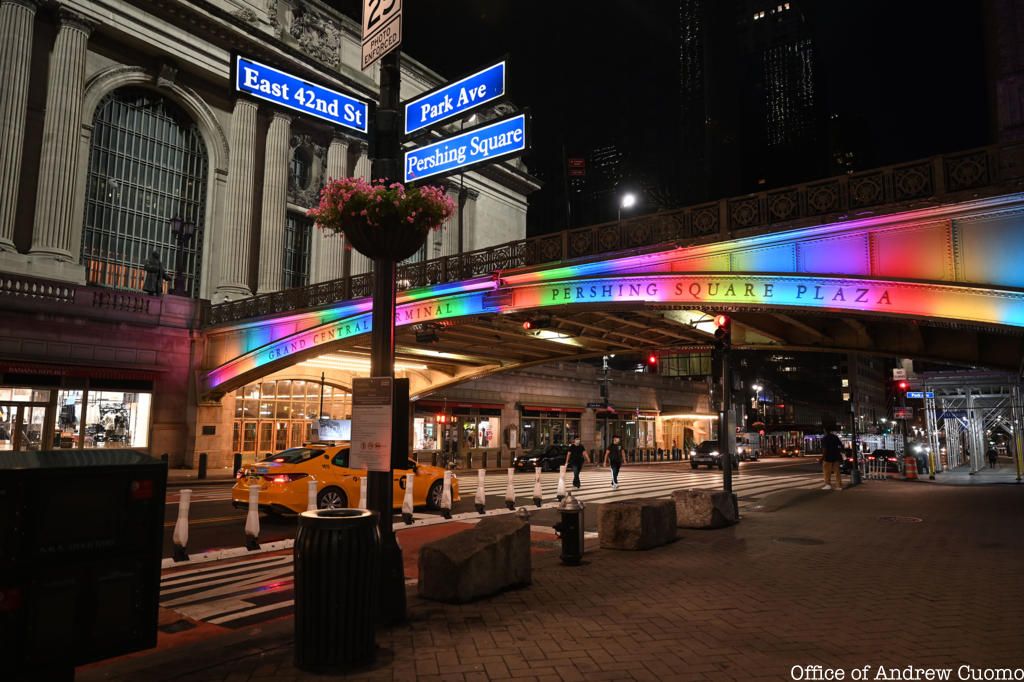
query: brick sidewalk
[{"left": 79, "top": 481, "right": 1024, "bottom": 681}]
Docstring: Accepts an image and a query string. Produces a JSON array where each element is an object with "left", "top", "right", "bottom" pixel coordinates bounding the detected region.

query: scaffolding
[{"left": 920, "top": 371, "right": 1023, "bottom": 481}]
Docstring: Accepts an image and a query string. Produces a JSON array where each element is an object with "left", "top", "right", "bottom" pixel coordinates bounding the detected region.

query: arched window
[{"left": 82, "top": 88, "right": 208, "bottom": 297}]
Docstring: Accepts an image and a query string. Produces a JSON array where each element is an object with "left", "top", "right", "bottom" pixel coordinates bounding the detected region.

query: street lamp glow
[
  {"left": 620, "top": 193, "right": 637, "bottom": 209},
  {"left": 751, "top": 383, "right": 762, "bottom": 392}
]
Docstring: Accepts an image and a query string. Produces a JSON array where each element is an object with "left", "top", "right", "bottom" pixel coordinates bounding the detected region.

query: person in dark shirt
[
  {"left": 821, "top": 428, "right": 843, "bottom": 491},
  {"left": 603, "top": 436, "right": 624, "bottom": 489},
  {"left": 564, "top": 438, "right": 589, "bottom": 489}
]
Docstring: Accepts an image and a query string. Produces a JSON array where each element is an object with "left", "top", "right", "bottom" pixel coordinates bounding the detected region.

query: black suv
[
  {"left": 513, "top": 444, "right": 568, "bottom": 472},
  {"left": 690, "top": 440, "right": 739, "bottom": 470}
]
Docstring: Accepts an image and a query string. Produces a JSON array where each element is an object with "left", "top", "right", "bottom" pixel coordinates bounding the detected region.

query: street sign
[
  {"left": 361, "top": 0, "right": 402, "bottom": 70},
  {"left": 906, "top": 391, "right": 935, "bottom": 399},
  {"left": 234, "top": 56, "right": 369, "bottom": 134},
  {"left": 938, "top": 410, "right": 968, "bottom": 420},
  {"left": 893, "top": 406, "right": 913, "bottom": 419},
  {"left": 350, "top": 377, "right": 393, "bottom": 471},
  {"left": 403, "top": 60, "right": 507, "bottom": 136},
  {"left": 586, "top": 401, "right": 607, "bottom": 409},
  {"left": 567, "top": 157, "right": 586, "bottom": 177},
  {"left": 892, "top": 368, "right": 907, "bottom": 380},
  {"left": 403, "top": 112, "right": 528, "bottom": 184}
]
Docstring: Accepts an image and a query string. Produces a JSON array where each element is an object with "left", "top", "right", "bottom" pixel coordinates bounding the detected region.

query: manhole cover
[
  {"left": 773, "top": 536, "right": 825, "bottom": 545},
  {"left": 878, "top": 515, "right": 923, "bottom": 523}
]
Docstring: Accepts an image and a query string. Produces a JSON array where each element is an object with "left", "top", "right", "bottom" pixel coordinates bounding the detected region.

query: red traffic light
[
  {"left": 897, "top": 380, "right": 908, "bottom": 391},
  {"left": 714, "top": 314, "right": 729, "bottom": 328},
  {"left": 647, "top": 353, "right": 657, "bottom": 365}
]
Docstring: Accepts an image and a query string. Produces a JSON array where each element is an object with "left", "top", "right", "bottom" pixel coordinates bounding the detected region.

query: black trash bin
[{"left": 293, "top": 508, "right": 380, "bottom": 673}]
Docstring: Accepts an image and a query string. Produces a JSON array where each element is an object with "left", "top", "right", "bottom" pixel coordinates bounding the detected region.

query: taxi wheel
[
  {"left": 426, "top": 480, "right": 444, "bottom": 510},
  {"left": 317, "top": 487, "right": 348, "bottom": 509}
]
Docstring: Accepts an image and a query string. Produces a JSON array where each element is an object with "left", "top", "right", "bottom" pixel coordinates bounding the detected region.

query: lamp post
[
  {"left": 169, "top": 216, "right": 195, "bottom": 296},
  {"left": 751, "top": 383, "right": 763, "bottom": 424},
  {"left": 618, "top": 192, "right": 636, "bottom": 225}
]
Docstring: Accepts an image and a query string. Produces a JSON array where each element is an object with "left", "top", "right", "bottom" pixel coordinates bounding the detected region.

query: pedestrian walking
[
  {"left": 821, "top": 427, "right": 843, "bottom": 491},
  {"left": 987, "top": 447, "right": 998, "bottom": 469},
  {"left": 564, "top": 438, "right": 589, "bottom": 489},
  {"left": 603, "top": 436, "right": 624, "bottom": 489}
]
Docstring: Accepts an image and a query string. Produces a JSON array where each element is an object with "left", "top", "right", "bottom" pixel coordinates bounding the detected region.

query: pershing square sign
[{"left": 403, "top": 112, "right": 527, "bottom": 183}]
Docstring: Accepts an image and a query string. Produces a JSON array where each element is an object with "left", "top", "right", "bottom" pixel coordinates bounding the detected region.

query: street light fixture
[
  {"left": 169, "top": 216, "right": 196, "bottom": 296},
  {"left": 618, "top": 192, "right": 636, "bottom": 225}
]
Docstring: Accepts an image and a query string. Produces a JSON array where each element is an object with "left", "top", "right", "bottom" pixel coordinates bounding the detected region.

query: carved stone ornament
[
  {"left": 287, "top": 2, "right": 341, "bottom": 69},
  {"left": 232, "top": 7, "right": 259, "bottom": 24},
  {"left": 266, "top": 0, "right": 279, "bottom": 27},
  {"left": 155, "top": 61, "right": 178, "bottom": 90},
  {"left": 288, "top": 133, "right": 326, "bottom": 208}
]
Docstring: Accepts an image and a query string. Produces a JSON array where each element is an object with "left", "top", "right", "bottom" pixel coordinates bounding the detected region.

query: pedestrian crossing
[
  {"left": 159, "top": 467, "right": 819, "bottom": 628},
  {"left": 168, "top": 488, "right": 235, "bottom": 505}
]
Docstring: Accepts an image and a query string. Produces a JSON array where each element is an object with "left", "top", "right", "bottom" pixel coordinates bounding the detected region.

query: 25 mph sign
[{"left": 361, "top": 0, "right": 401, "bottom": 70}]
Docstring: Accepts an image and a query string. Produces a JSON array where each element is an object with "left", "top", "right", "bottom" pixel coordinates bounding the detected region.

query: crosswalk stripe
[
  {"left": 206, "top": 599, "right": 294, "bottom": 626},
  {"left": 161, "top": 555, "right": 292, "bottom": 586}
]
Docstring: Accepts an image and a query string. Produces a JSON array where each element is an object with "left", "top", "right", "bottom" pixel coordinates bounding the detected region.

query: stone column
[
  {"left": 349, "top": 147, "right": 372, "bottom": 276},
  {"left": 312, "top": 134, "right": 348, "bottom": 283},
  {"left": 0, "top": 0, "right": 39, "bottom": 252},
  {"left": 29, "top": 7, "right": 94, "bottom": 261},
  {"left": 214, "top": 98, "right": 258, "bottom": 300},
  {"left": 256, "top": 111, "right": 291, "bottom": 294}
]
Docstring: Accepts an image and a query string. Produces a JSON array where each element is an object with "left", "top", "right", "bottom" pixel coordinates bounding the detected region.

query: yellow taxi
[{"left": 231, "top": 443, "right": 459, "bottom": 514}]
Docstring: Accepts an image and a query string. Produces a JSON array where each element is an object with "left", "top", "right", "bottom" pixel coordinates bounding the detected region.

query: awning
[
  {"left": 414, "top": 399, "right": 504, "bottom": 411},
  {"left": 0, "top": 361, "right": 159, "bottom": 381},
  {"left": 521, "top": 405, "right": 585, "bottom": 413}
]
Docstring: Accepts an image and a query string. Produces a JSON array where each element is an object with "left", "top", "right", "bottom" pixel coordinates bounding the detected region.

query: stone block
[
  {"left": 418, "top": 515, "right": 531, "bottom": 603},
  {"left": 598, "top": 498, "right": 677, "bottom": 550},
  {"left": 673, "top": 489, "right": 738, "bottom": 529}
]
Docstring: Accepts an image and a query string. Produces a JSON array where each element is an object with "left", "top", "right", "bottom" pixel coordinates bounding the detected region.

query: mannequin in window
[{"left": 143, "top": 250, "right": 170, "bottom": 296}]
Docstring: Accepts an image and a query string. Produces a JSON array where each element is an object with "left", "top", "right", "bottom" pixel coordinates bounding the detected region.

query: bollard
[
  {"left": 505, "top": 467, "right": 516, "bottom": 510},
  {"left": 556, "top": 465, "right": 567, "bottom": 501},
  {"left": 482, "top": 451, "right": 488, "bottom": 469},
  {"left": 431, "top": 452, "right": 438, "bottom": 467},
  {"left": 307, "top": 478, "right": 318, "bottom": 511},
  {"left": 172, "top": 488, "right": 191, "bottom": 562},
  {"left": 474, "top": 469, "right": 486, "bottom": 514},
  {"left": 198, "top": 452, "right": 208, "bottom": 480},
  {"left": 441, "top": 470, "right": 453, "bottom": 519},
  {"left": 402, "top": 473, "right": 415, "bottom": 524},
  {"left": 532, "top": 466, "right": 543, "bottom": 507},
  {"left": 233, "top": 452, "right": 243, "bottom": 478},
  {"left": 245, "top": 484, "right": 260, "bottom": 550},
  {"left": 553, "top": 492, "right": 585, "bottom": 565},
  {"left": 358, "top": 472, "right": 368, "bottom": 509},
  {"left": 496, "top": 451, "right": 502, "bottom": 468}
]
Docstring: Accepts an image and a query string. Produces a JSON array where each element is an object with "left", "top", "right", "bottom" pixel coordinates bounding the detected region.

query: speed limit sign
[{"left": 361, "top": 0, "right": 402, "bottom": 70}]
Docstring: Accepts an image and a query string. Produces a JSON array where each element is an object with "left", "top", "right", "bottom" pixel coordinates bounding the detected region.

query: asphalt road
[{"left": 161, "top": 457, "right": 821, "bottom": 558}]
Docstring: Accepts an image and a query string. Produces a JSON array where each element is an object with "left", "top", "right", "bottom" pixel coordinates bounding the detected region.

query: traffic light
[
  {"left": 897, "top": 380, "right": 908, "bottom": 391},
  {"left": 713, "top": 314, "right": 731, "bottom": 351},
  {"left": 522, "top": 317, "right": 552, "bottom": 331},
  {"left": 647, "top": 352, "right": 658, "bottom": 366}
]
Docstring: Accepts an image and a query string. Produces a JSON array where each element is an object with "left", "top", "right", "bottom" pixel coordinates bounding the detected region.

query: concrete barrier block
[
  {"left": 673, "top": 488, "right": 738, "bottom": 529},
  {"left": 598, "top": 498, "right": 676, "bottom": 550},
  {"left": 418, "top": 515, "right": 531, "bottom": 603}
]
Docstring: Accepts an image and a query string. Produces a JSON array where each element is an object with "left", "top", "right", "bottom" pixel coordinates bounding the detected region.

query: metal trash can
[{"left": 293, "top": 509, "right": 380, "bottom": 672}]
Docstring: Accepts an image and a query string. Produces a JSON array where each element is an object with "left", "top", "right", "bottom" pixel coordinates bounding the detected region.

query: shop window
[{"left": 232, "top": 379, "right": 350, "bottom": 457}]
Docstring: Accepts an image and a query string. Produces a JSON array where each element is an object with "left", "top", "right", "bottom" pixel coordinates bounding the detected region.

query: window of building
[
  {"left": 82, "top": 88, "right": 208, "bottom": 297},
  {"left": 283, "top": 214, "right": 312, "bottom": 289},
  {"left": 290, "top": 148, "right": 313, "bottom": 190},
  {"left": 520, "top": 410, "right": 580, "bottom": 450},
  {"left": 231, "top": 380, "right": 351, "bottom": 458}
]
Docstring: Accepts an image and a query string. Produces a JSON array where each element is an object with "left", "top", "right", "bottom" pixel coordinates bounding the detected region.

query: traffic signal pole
[{"left": 719, "top": 349, "right": 733, "bottom": 493}]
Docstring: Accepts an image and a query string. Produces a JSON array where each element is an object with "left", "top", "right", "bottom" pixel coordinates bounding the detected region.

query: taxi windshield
[{"left": 260, "top": 447, "right": 323, "bottom": 464}]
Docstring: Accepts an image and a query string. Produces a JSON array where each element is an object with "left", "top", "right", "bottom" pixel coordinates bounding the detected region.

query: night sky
[{"left": 330, "top": 1, "right": 990, "bottom": 234}]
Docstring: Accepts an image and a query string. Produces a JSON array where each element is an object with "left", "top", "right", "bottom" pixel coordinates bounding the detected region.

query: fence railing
[{"left": 201, "top": 141, "right": 1024, "bottom": 327}]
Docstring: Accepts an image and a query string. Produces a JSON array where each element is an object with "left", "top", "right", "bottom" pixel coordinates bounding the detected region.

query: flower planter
[{"left": 342, "top": 221, "right": 429, "bottom": 262}]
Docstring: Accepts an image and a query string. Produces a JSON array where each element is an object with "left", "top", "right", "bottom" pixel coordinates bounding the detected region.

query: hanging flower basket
[{"left": 307, "top": 177, "right": 455, "bottom": 262}]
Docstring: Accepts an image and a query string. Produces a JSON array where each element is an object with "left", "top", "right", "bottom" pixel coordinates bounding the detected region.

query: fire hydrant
[{"left": 553, "top": 492, "right": 584, "bottom": 565}]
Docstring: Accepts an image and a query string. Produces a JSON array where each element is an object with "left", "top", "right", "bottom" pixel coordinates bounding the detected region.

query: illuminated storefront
[
  {"left": 413, "top": 401, "right": 503, "bottom": 457},
  {"left": 519, "top": 406, "right": 582, "bottom": 450},
  {"left": 231, "top": 379, "right": 351, "bottom": 457}
]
